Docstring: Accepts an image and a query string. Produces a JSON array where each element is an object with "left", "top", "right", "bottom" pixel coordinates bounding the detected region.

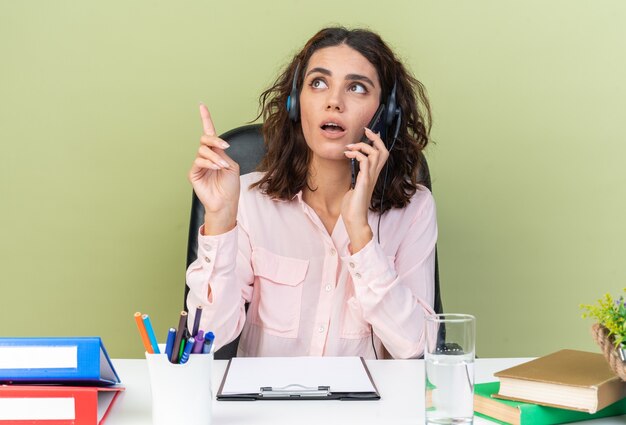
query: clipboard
[{"left": 216, "top": 356, "right": 380, "bottom": 401}]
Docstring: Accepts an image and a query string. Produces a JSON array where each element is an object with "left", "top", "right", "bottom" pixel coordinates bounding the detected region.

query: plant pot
[
  {"left": 619, "top": 345, "right": 626, "bottom": 362},
  {"left": 591, "top": 323, "right": 626, "bottom": 381}
]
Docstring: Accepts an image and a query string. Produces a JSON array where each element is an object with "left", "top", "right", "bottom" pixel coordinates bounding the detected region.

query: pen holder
[{"left": 146, "top": 346, "right": 213, "bottom": 425}]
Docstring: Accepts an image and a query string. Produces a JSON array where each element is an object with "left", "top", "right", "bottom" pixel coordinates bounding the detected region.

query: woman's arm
[
  {"left": 189, "top": 104, "right": 240, "bottom": 235},
  {"left": 343, "top": 190, "right": 437, "bottom": 359},
  {"left": 185, "top": 218, "right": 254, "bottom": 352},
  {"left": 186, "top": 104, "right": 252, "bottom": 350}
]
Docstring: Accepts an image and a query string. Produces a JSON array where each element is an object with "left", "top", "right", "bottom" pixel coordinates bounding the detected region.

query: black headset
[{"left": 286, "top": 64, "right": 403, "bottom": 145}]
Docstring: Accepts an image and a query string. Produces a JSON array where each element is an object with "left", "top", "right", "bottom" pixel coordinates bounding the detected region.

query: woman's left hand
[{"left": 342, "top": 127, "right": 390, "bottom": 253}]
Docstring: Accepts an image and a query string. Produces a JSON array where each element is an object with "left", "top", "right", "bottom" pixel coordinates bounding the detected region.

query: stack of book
[
  {"left": 0, "top": 337, "right": 124, "bottom": 425},
  {"left": 474, "top": 349, "right": 626, "bottom": 425}
]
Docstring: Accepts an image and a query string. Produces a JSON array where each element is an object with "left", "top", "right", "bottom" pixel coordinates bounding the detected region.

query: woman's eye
[
  {"left": 349, "top": 83, "right": 367, "bottom": 94},
  {"left": 311, "top": 79, "right": 328, "bottom": 89}
]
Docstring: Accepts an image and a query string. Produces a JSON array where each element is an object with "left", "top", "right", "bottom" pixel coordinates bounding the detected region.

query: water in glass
[{"left": 425, "top": 352, "right": 474, "bottom": 425}]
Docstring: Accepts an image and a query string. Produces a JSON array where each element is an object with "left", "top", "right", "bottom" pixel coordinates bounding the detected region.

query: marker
[
  {"left": 192, "top": 306, "right": 203, "bottom": 337},
  {"left": 192, "top": 330, "right": 205, "bottom": 354},
  {"left": 164, "top": 328, "right": 176, "bottom": 360},
  {"left": 170, "top": 310, "right": 188, "bottom": 363},
  {"left": 142, "top": 314, "right": 160, "bottom": 354},
  {"left": 179, "top": 337, "right": 195, "bottom": 364},
  {"left": 134, "top": 312, "right": 153, "bottom": 354},
  {"left": 202, "top": 331, "right": 215, "bottom": 354},
  {"left": 178, "top": 338, "right": 186, "bottom": 362}
]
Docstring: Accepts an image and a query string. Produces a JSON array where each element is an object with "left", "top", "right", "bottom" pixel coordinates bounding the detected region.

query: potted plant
[{"left": 581, "top": 289, "right": 626, "bottom": 380}]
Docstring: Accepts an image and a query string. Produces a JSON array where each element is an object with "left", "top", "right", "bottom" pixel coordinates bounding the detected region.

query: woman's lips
[{"left": 320, "top": 122, "right": 347, "bottom": 139}]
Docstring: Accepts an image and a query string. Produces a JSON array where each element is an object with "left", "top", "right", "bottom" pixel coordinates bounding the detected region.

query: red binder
[{"left": 0, "top": 385, "right": 124, "bottom": 424}]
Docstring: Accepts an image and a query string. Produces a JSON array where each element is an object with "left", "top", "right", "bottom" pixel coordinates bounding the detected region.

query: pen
[
  {"left": 164, "top": 328, "right": 176, "bottom": 360},
  {"left": 192, "top": 330, "right": 205, "bottom": 354},
  {"left": 134, "top": 312, "right": 153, "bottom": 354},
  {"left": 170, "top": 310, "right": 187, "bottom": 363},
  {"left": 179, "top": 336, "right": 195, "bottom": 364},
  {"left": 192, "top": 306, "right": 203, "bottom": 337},
  {"left": 202, "top": 331, "right": 215, "bottom": 354},
  {"left": 142, "top": 314, "right": 160, "bottom": 354}
]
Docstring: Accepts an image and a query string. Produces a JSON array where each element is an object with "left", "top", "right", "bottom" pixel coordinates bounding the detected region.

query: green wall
[{"left": 1, "top": 1, "right": 624, "bottom": 359}]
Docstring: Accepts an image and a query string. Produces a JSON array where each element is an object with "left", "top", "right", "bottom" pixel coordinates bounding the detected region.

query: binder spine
[
  {"left": 0, "top": 385, "right": 124, "bottom": 423},
  {"left": 0, "top": 337, "right": 101, "bottom": 382}
]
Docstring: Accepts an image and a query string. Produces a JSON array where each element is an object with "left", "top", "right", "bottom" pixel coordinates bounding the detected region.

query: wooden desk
[{"left": 105, "top": 358, "right": 625, "bottom": 425}]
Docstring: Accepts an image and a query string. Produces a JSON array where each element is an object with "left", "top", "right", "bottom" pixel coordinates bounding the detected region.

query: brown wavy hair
[{"left": 251, "top": 27, "right": 432, "bottom": 213}]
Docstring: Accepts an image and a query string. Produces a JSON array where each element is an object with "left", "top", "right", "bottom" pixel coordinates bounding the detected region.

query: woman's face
[{"left": 299, "top": 44, "right": 382, "bottom": 164}]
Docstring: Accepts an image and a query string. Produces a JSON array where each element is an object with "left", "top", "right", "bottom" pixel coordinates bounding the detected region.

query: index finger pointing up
[{"left": 199, "top": 103, "right": 217, "bottom": 136}]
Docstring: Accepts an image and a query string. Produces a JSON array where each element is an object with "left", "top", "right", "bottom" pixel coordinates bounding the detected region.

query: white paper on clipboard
[{"left": 220, "top": 356, "right": 376, "bottom": 396}]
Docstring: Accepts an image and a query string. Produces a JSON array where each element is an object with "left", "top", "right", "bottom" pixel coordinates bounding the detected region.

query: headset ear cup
[
  {"left": 288, "top": 94, "right": 298, "bottom": 122},
  {"left": 384, "top": 81, "right": 402, "bottom": 145},
  {"left": 386, "top": 81, "right": 398, "bottom": 127},
  {"left": 287, "top": 64, "right": 300, "bottom": 122}
]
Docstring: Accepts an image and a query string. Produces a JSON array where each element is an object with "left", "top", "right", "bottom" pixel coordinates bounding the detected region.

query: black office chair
[{"left": 183, "top": 123, "right": 443, "bottom": 359}]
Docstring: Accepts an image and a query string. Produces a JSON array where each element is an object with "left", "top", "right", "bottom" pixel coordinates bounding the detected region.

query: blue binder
[{"left": 0, "top": 337, "right": 120, "bottom": 385}]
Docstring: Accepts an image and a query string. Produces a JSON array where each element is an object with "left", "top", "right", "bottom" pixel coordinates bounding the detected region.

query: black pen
[
  {"left": 192, "top": 306, "right": 203, "bottom": 337},
  {"left": 170, "top": 310, "right": 187, "bottom": 363}
]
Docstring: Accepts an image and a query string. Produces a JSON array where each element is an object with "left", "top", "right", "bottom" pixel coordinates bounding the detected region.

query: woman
[{"left": 186, "top": 27, "right": 437, "bottom": 359}]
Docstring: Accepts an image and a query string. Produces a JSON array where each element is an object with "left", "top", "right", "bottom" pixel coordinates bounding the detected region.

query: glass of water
[{"left": 425, "top": 314, "right": 476, "bottom": 425}]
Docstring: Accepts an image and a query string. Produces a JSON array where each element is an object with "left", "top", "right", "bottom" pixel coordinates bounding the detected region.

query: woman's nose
[{"left": 325, "top": 90, "right": 343, "bottom": 112}]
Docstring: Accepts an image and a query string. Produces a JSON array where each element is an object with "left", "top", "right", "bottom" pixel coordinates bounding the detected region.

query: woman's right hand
[{"left": 188, "top": 104, "right": 240, "bottom": 235}]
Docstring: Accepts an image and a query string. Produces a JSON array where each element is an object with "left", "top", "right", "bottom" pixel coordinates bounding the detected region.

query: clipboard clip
[{"left": 259, "top": 384, "right": 331, "bottom": 398}]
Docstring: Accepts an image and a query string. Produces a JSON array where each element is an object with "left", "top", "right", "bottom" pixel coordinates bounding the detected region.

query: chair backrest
[{"left": 184, "top": 123, "right": 443, "bottom": 359}]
